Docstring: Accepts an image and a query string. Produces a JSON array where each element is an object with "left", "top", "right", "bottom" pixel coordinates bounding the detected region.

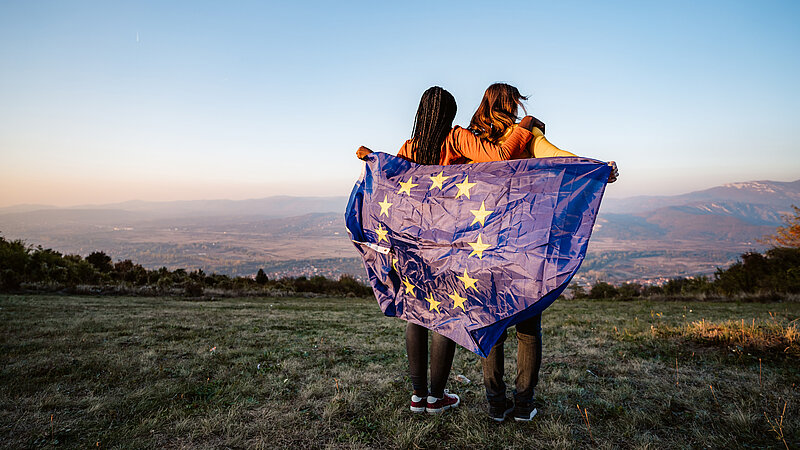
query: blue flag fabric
[{"left": 345, "top": 152, "right": 610, "bottom": 357}]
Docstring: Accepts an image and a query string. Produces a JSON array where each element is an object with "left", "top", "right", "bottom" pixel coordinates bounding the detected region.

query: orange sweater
[
  {"left": 501, "top": 126, "right": 577, "bottom": 158},
  {"left": 397, "top": 125, "right": 533, "bottom": 165}
]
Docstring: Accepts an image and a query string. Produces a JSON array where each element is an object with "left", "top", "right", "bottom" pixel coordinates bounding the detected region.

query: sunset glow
[{"left": 1, "top": 1, "right": 798, "bottom": 207}]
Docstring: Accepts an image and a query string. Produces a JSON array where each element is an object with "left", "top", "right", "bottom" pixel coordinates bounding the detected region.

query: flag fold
[{"left": 345, "top": 152, "right": 610, "bottom": 357}]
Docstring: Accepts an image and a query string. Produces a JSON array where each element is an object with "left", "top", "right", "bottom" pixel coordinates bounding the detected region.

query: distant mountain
[
  {"left": 0, "top": 195, "right": 350, "bottom": 224},
  {"left": 66, "top": 196, "right": 350, "bottom": 218},
  {"left": 585, "top": 178, "right": 798, "bottom": 282},
  {"left": 602, "top": 180, "right": 800, "bottom": 216},
  {"left": 0, "top": 180, "right": 796, "bottom": 283},
  {"left": 0, "top": 204, "right": 58, "bottom": 214},
  {"left": 595, "top": 179, "right": 799, "bottom": 242}
]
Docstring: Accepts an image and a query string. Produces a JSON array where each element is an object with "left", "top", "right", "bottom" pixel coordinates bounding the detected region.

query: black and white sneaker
[
  {"left": 513, "top": 400, "right": 538, "bottom": 422},
  {"left": 488, "top": 397, "right": 515, "bottom": 422}
]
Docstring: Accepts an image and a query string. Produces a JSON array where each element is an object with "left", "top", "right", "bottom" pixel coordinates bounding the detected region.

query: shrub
[
  {"left": 568, "top": 283, "right": 588, "bottom": 299},
  {"left": 617, "top": 282, "right": 642, "bottom": 299},
  {"left": 590, "top": 281, "right": 618, "bottom": 299},
  {"left": 256, "top": 269, "right": 268, "bottom": 285},
  {"left": 184, "top": 280, "right": 204, "bottom": 297},
  {"left": 86, "top": 251, "right": 113, "bottom": 273}
]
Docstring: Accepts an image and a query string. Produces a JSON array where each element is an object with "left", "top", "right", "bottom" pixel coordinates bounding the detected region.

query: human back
[
  {"left": 469, "top": 82, "right": 576, "bottom": 159},
  {"left": 397, "top": 86, "right": 535, "bottom": 165}
]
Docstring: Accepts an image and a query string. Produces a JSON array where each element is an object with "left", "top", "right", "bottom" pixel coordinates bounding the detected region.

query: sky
[{"left": 1, "top": 0, "right": 799, "bottom": 207}]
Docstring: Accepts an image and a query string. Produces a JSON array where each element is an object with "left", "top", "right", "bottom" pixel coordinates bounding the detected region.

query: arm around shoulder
[{"left": 451, "top": 126, "right": 533, "bottom": 162}]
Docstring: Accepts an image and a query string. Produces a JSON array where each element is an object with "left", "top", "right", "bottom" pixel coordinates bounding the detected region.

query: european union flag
[{"left": 345, "top": 152, "right": 610, "bottom": 357}]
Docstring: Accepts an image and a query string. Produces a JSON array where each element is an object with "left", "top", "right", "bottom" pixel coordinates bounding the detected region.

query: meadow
[{"left": 1, "top": 294, "right": 797, "bottom": 449}]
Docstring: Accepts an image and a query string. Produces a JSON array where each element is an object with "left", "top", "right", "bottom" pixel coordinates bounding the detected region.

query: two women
[
  {"left": 357, "top": 83, "right": 617, "bottom": 420},
  {"left": 358, "top": 86, "right": 537, "bottom": 414}
]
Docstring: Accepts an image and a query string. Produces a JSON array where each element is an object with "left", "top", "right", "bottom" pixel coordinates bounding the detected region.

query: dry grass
[
  {"left": 653, "top": 316, "right": 799, "bottom": 357},
  {"left": 1, "top": 295, "right": 798, "bottom": 448}
]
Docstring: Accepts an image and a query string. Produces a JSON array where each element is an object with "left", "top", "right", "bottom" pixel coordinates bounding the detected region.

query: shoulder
[
  {"left": 397, "top": 140, "right": 413, "bottom": 158},
  {"left": 450, "top": 126, "right": 479, "bottom": 141}
]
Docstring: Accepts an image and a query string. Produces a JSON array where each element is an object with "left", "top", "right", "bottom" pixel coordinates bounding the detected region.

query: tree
[
  {"left": 255, "top": 268, "right": 268, "bottom": 285},
  {"left": 86, "top": 251, "right": 113, "bottom": 273},
  {"left": 641, "top": 284, "right": 664, "bottom": 296},
  {"left": 590, "top": 281, "right": 618, "bottom": 299},
  {"left": 0, "top": 236, "right": 30, "bottom": 289},
  {"left": 618, "top": 282, "right": 642, "bottom": 298},
  {"left": 761, "top": 205, "right": 800, "bottom": 248},
  {"left": 568, "top": 283, "right": 588, "bottom": 299}
]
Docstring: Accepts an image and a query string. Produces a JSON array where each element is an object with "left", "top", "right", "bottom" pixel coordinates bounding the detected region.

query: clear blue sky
[{"left": 1, "top": 0, "right": 798, "bottom": 206}]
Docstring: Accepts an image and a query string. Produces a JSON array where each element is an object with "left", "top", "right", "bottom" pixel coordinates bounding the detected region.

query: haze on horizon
[{"left": 1, "top": 1, "right": 799, "bottom": 208}]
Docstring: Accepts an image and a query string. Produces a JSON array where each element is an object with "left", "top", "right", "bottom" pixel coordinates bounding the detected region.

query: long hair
[
  {"left": 468, "top": 83, "right": 528, "bottom": 144},
  {"left": 410, "top": 86, "right": 457, "bottom": 165}
]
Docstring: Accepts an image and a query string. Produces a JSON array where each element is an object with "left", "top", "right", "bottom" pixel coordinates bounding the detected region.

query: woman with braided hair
[{"left": 356, "top": 86, "right": 538, "bottom": 414}]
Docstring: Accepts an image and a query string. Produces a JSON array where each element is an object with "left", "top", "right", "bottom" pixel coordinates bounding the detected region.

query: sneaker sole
[
  {"left": 410, "top": 405, "right": 426, "bottom": 413},
  {"left": 490, "top": 407, "right": 514, "bottom": 422},
  {"left": 514, "top": 407, "right": 538, "bottom": 422},
  {"left": 426, "top": 398, "right": 461, "bottom": 414}
]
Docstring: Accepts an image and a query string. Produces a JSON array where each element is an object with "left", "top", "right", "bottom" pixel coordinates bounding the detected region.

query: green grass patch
[{"left": 1, "top": 295, "right": 798, "bottom": 448}]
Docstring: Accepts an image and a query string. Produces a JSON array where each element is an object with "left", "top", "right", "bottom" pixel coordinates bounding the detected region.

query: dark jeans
[
  {"left": 481, "top": 314, "right": 542, "bottom": 404},
  {"left": 406, "top": 322, "right": 456, "bottom": 398}
]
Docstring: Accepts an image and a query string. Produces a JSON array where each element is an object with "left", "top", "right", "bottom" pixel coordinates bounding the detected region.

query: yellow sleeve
[{"left": 529, "top": 128, "right": 577, "bottom": 157}]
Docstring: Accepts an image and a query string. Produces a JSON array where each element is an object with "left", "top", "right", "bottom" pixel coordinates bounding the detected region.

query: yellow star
[
  {"left": 378, "top": 195, "right": 393, "bottom": 217},
  {"left": 448, "top": 289, "right": 467, "bottom": 312},
  {"left": 424, "top": 292, "right": 441, "bottom": 313},
  {"left": 402, "top": 277, "right": 416, "bottom": 297},
  {"left": 374, "top": 224, "right": 389, "bottom": 243},
  {"left": 470, "top": 201, "right": 494, "bottom": 226},
  {"left": 456, "top": 269, "right": 478, "bottom": 291},
  {"left": 468, "top": 233, "right": 491, "bottom": 259},
  {"left": 392, "top": 257, "right": 398, "bottom": 272},
  {"left": 429, "top": 171, "right": 450, "bottom": 190},
  {"left": 397, "top": 177, "right": 418, "bottom": 196},
  {"left": 455, "top": 176, "right": 477, "bottom": 199}
]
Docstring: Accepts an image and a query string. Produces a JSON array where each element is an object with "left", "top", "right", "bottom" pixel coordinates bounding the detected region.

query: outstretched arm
[
  {"left": 526, "top": 128, "right": 618, "bottom": 183},
  {"left": 529, "top": 129, "right": 578, "bottom": 158}
]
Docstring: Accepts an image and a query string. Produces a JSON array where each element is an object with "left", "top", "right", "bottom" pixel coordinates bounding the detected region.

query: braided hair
[{"left": 410, "top": 86, "right": 457, "bottom": 165}]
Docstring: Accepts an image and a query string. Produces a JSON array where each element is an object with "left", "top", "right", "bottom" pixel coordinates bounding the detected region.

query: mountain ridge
[{"left": 1, "top": 178, "right": 797, "bottom": 283}]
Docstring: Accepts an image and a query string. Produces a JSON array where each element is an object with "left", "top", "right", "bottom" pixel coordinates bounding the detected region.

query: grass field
[{"left": 1, "top": 294, "right": 798, "bottom": 449}]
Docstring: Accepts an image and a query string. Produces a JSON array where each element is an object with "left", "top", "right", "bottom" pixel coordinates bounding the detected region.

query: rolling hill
[{"left": 1, "top": 179, "right": 797, "bottom": 283}]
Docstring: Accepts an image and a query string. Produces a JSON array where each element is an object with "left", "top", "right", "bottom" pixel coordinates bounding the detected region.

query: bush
[
  {"left": 1, "top": 269, "right": 21, "bottom": 290},
  {"left": 568, "top": 283, "right": 588, "bottom": 299},
  {"left": 184, "top": 281, "right": 204, "bottom": 297},
  {"left": 86, "top": 251, "right": 113, "bottom": 273},
  {"left": 590, "top": 281, "right": 618, "bottom": 299},
  {"left": 618, "top": 282, "right": 642, "bottom": 299},
  {"left": 0, "top": 234, "right": 373, "bottom": 297},
  {"left": 714, "top": 247, "right": 800, "bottom": 295}
]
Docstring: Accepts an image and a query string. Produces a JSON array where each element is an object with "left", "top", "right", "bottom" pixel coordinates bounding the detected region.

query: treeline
[
  {"left": 572, "top": 247, "right": 800, "bottom": 300},
  {"left": 3, "top": 234, "right": 799, "bottom": 300},
  {"left": 0, "top": 236, "right": 372, "bottom": 297}
]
